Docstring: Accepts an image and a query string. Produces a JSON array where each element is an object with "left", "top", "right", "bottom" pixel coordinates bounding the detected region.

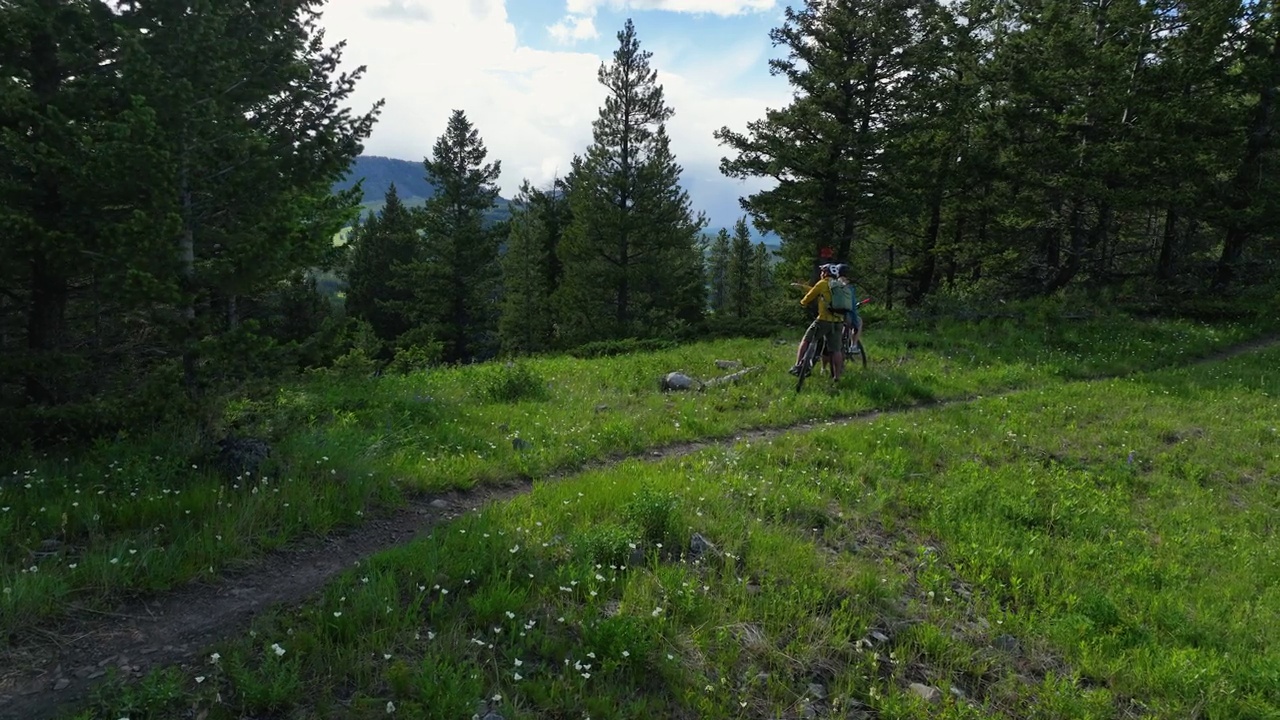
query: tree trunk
[
  {"left": 946, "top": 212, "right": 965, "bottom": 290},
  {"left": 23, "top": 25, "right": 70, "bottom": 406},
  {"left": 909, "top": 178, "right": 945, "bottom": 305},
  {"left": 886, "top": 245, "right": 895, "bottom": 311},
  {"left": 25, "top": 256, "right": 68, "bottom": 405},
  {"left": 180, "top": 178, "right": 198, "bottom": 396},
  {"left": 1042, "top": 198, "right": 1086, "bottom": 294},
  {"left": 1156, "top": 207, "right": 1178, "bottom": 282},
  {"left": 838, "top": 209, "right": 856, "bottom": 264},
  {"left": 1213, "top": 27, "right": 1279, "bottom": 290},
  {"left": 1086, "top": 200, "right": 1112, "bottom": 281}
]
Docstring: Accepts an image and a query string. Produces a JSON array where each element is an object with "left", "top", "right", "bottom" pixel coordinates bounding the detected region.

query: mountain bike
[{"left": 795, "top": 297, "right": 872, "bottom": 392}]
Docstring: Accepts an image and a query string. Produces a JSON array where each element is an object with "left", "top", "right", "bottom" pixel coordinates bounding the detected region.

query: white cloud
[
  {"left": 548, "top": 15, "right": 599, "bottom": 44},
  {"left": 565, "top": 0, "right": 778, "bottom": 16},
  {"left": 566, "top": 0, "right": 601, "bottom": 15},
  {"left": 319, "top": 0, "right": 789, "bottom": 225},
  {"left": 321, "top": 0, "right": 602, "bottom": 194}
]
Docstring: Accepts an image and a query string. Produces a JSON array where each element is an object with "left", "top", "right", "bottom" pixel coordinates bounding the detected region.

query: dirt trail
[{"left": 2, "top": 335, "right": 1276, "bottom": 720}]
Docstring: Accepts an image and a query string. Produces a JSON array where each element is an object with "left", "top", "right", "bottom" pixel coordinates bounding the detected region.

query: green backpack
[{"left": 829, "top": 280, "right": 854, "bottom": 312}]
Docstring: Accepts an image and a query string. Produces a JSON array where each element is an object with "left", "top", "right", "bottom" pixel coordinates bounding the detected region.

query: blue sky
[{"left": 319, "top": 0, "right": 794, "bottom": 232}]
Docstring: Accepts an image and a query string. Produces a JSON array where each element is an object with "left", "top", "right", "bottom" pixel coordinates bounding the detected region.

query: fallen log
[
  {"left": 660, "top": 366, "right": 761, "bottom": 391},
  {"left": 703, "top": 366, "right": 762, "bottom": 388}
]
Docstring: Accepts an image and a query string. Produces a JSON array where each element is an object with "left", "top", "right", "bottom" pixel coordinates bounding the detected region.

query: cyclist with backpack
[
  {"left": 788, "top": 263, "right": 846, "bottom": 381},
  {"left": 832, "top": 264, "right": 862, "bottom": 354}
]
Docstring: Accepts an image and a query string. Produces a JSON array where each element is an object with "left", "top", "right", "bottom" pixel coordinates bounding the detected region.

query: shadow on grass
[{"left": 856, "top": 370, "right": 938, "bottom": 406}]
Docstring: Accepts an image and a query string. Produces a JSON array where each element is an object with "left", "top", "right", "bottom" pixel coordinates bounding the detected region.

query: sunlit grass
[
  {"left": 0, "top": 308, "right": 1270, "bottom": 643},
  {"left": 74, "top": 341, "right": 1280, "bottom": 719}
]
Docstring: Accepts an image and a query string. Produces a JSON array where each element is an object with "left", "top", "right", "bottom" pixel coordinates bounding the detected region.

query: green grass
[
  {"left": 0, "top": 309, "right": 1270, "bottom": 642},
  {"left": 71, "top": 339, "right": 1280, "bottom": 719}
]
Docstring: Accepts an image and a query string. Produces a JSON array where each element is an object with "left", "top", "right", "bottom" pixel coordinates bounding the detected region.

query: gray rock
[
  {"left": 628, "top": 545, "right": 646, "bottom": 567},
  {"left": 430, "top": 499, "right": 450, "bottom": 510},
  {"left": 993, "top": 634, "right": 1021, "bottom": 653},
  {"left": 909, "top": 683, "right": 942, "bottom": 703},
  {"left": 870, "top": 630, "right": 890, "bottom": 644},
  {"left": 807, "top": 683, "right": 828, "bottom": 700},
  {"left": 53, "top": 678, "right": 70, "bottom": 691},
  {"left": 213, "top": 435, "right": 271, "bottom": 479},
  {"left": 800, "top": 701, "right": 818, "bottom": 719},
  {"left": 594, "top": 404, "right": 609, "bottom": 413},
  {"left": 483, "top": 713, "right": 505, "bottom": 720},
  {"left": 689, "top": 532, "right": 716, "bottom": 560},
  {"left": 660, "top": 372, "right": 702, "bottom": 392},
  {"left": 512, "top": 437, "right": 532, "bottom": 452},
  {"left": 841, "top": 698, "right": 872, "bottom": 717},
  {"left": 715, "top": 359, "right": 743, "bottom": 370}
]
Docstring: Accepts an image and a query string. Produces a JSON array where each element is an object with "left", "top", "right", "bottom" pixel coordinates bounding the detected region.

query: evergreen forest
[{"left": 2, "top": 1, "right": 1277, "bottom": 442}]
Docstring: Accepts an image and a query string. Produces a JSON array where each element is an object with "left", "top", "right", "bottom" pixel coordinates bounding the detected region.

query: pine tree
[
  {"left": 888, "top": 0, "right": 986, "bottom": 304},
  {"left": 726, "top": 218, "right": 756, "bottom": 318},
  {"left": 0, "top": 0, "right": 176, "bottom": 414},
  {"left": 973, "top": 0, "right": 1165, "bottom": 293},
  {"left": 715, "top": 0, "right": 923, "bottom": 280},
  {"left": 707, "top": 228, "right": 731, "bottom": 313},
  {"left": 499, "top": 181, "right": 562, "bottom": 355},
  {"left": 1, "top": 0, "right": 380, "bottom": 439},
  {"left": 1211, "top": 4, "right": 1279, "bottom": 289},
  {"left": 116, "top": 0, "right": 380, "bottom": 391},
  {"left": 344, "top": 184, "right": 419, "bottom": 345},
  {"left": 753, "top": 241, "right": 783, "bottom": 319},
  {"left": 555, "top": 19, "right": 707, "bottom": 343},
  {"left": 400, "top": 109, "right": 501, "bottom": 362}
]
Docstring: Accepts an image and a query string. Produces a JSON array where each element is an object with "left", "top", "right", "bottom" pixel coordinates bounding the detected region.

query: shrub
[
  {"left": 572, "top": 524, "right": 634, "bottom": 567},
  {"left": 471, "top": 361, "right": 548, "bottom": 403},
  {"left": 327, "top": 348, "right": 380, "bottom": 378},
  {"left": 623, "top": 488, "right": 680, "bottom": 548},
  {"left": 387, "top": 342, "right": 443, "bottom": 375}
]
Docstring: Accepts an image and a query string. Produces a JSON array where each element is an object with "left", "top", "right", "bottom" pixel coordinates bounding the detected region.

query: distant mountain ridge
[
  {"left": 334, "top": 156, "right": 778, "bottom": 251},
  {"left": 334, "top": 155, "right": 510, "bottom": 222},
  {"left": 333, "top": 155, "right": 436, "bottom": 203}
]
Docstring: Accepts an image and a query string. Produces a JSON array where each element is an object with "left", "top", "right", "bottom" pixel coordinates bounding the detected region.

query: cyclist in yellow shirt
[{"left": 787, "top": 263, "right": 846, "bottom": 381}]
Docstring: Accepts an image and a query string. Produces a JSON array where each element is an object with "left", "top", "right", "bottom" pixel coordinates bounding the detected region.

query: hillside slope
[{"left": 335, "top": 155, "right": 510, "bottom": 223}]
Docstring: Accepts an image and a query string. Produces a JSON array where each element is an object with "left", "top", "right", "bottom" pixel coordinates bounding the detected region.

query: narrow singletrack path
[{"left": 3, "top": 335, "right": 1276, "bottom": 720}]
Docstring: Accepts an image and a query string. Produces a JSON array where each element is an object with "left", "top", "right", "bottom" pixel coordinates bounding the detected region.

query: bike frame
[{"left": 794, "top": 296, "right": 872, "bottom": 392}]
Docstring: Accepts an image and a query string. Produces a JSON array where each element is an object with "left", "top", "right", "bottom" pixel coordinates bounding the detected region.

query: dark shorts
[{"left": 811, "top": 319, "right": 843, "bottom": 354}]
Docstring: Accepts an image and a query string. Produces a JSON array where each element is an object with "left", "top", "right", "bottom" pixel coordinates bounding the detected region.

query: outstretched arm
[{"left": 799, "top": 281, "right": 823, "bottom": 307}]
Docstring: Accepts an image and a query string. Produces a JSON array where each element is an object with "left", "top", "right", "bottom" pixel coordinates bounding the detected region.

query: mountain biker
[
  {"left": 833, "top": 264, "right": 863, "bottom": 353},
  {"left": 788, "top": 263, "right": 845, "bottom": 381}
]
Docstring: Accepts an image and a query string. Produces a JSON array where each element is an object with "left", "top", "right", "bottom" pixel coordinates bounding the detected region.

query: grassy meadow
[
  {"left": 67, "top": 326, "right": 1280, "bottom": 719},
  {"left": 0, "top": 304, "right": 1274, "bottom": 712}
]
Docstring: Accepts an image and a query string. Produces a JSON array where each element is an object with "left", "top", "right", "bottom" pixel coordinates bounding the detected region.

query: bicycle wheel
[
  {"left": 795, "top": 337, "right": 823, "bottom": 393},
  {"left": 853, "top": 339, "right": 868, "bottom": 368}
]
